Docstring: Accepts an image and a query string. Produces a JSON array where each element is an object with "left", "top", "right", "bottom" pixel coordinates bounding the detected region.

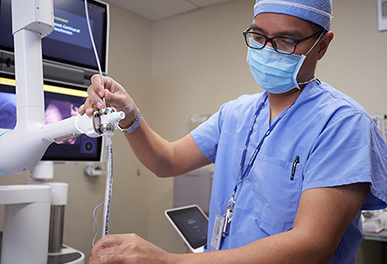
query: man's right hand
[{"left": 79, "top": 74, "right": 138, "bottom": 129}]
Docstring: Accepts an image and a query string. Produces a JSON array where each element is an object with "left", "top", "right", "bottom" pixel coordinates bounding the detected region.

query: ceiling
[{"left": 104, "top": 0, "right": 232, "bottom": 21}]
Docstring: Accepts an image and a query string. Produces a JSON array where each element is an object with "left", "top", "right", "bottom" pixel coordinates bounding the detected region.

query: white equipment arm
[{"left": 0, "top": 0, "right": 123, "bottom": 175}]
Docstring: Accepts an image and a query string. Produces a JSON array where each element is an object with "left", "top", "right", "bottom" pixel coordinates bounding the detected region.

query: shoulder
[
  {"left": 306, "top": 81, "right": 367, "bottom": 113},
  {"left": 219, "top": 93, "right": 264, "bottom": 117},
  {"left": 299, "top": 81, "right": 372, "bottom": 125},
  {"left": 223, "top": 93, "right": 263, "bottom": 108}
]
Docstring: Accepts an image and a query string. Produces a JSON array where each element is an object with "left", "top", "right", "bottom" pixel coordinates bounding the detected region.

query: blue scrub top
[{"left": 191, "top": 81, "right": 387, "bottom": 263}]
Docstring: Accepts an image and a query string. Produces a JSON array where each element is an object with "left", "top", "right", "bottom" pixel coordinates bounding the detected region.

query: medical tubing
[
  {"left": 84, "top": 0, "right": 106, "bottom": 107},
  {"left": 102, "top": 134, "right": 113, "bottom": 237},
  {"left": 92, "top": 202, "right": 103, "bottom": 247}
]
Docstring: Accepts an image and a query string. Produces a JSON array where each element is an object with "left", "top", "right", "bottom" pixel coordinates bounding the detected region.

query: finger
[
  {"left": 101, "top": 76, "right": 116, "bottom": 93},
  {"left": 78, "top": 104, "right": 86, "bottom": 115},
  {"left": 89, "top": 74, "right": 106, "bottom": 100},
  {"left": 103, "top": 89, "right": 111, "bottom": 102},
  {"left": 103, "top": 89, "right": 122, "bottom": 110},
  {"left": 90, "top": 74, "right": 105, "bottom": 92},
  {"left": 85, "top": 106, "right": 95, "bottom": 117},
  {"left": 92, "top": 234, "right": 140, "bottom": 257},
  {"left": 98, "top": 254, "right": 128, "bottom": 264},
  {"left": 81, "top": 99, "right": 99, "bottom": 117},
  {"left": 92, "top": 75, "right": 117, "bottom": 98},
  {"left": 89, "top": 240, "right": 110, "bottom": 264},
  {"left": 84, "top": 86, "right": 105, "bottom": 112},
  {"left": 93, "top": 234, "right": 122, "bottom": 250},
  {"left": 87, "top": 79, "right": 105, "bottom": 102}
]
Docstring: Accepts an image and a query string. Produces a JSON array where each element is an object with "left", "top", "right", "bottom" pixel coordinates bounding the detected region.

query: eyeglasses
[{"left": 243, "top": 28, "right": 324, "bottom": 55}]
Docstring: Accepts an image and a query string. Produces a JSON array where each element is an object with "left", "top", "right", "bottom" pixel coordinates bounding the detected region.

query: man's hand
[
  {"left": 89, "top": 233, "right": 175, "bottom": 264},
  {"left": 79, "top": 75, "right": 138, "bottom": 129}
]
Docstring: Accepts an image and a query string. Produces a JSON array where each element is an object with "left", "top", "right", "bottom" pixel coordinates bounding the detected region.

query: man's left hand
[{"left": 89, "top": 233, "right": 173, "bottom": 264}]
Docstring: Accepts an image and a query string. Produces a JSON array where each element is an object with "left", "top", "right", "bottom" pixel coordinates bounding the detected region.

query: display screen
[
  {"left": 0, "top": 0, "right": 108, "bottom": 72},
  {"left": 0, "top": 76, "right": 103, "bottom": 162},
  {"left": 166, "top": 206, "right": 208, "bottom": 249}
]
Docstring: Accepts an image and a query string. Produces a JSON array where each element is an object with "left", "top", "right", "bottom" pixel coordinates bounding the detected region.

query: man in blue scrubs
[{"left": 82, "top": 0, "right": 387, "bottom": 263}]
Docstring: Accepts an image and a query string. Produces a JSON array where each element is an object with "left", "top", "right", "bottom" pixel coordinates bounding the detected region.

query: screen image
[
  {"left": 0, "top": 76, "right": 103, "bottom": 162},
  {"left": 166, "top": 206, "right": 208, "bottom": 249},
  {"left": 0, "top": 0, "right": 108, "bottom": 73}
]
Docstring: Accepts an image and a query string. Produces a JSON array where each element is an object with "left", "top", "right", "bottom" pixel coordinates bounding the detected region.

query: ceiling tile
[
  {"left": 106, "top": 0, "right": 199, "bottom": 21},
  {"left": 188, "top": 0, "right": 231, "bottom": 8}
]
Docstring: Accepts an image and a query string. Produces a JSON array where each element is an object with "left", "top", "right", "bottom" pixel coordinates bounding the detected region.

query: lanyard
[
  {"left": 236, "top": 95, "right": 294, "bottom": 194},
  {"left": 222, "top": 93, "right": 295, "bottom": 237}
]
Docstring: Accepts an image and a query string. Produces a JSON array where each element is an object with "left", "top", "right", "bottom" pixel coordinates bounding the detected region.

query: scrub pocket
[{"left": 251, "top": 153, "right": 303, "bottom": 236}]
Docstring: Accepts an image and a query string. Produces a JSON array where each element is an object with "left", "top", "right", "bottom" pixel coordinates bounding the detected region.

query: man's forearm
[
  {"left": 169, "top": 229, "right": 333, "bottom": 264},
  {"left": 124, "top": 117, "right": 177, "bottom": 177},
  {"left": 123, "top": 117, "right": 210, "bottom": 177}
]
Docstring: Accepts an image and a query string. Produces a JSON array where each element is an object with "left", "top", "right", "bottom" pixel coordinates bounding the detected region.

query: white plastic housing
[
  {"left": 30, "top": 160, "right": 54, "bottom": 180},
  {"left": 0, "top": 185, "right": 51, "bottom": 264},
  {"left": 0, "top": 115, "right": 93, "bottom": 175},
  {"left": 46, "top": 182, "right": 68, "bottom": 206},
  {"left": 12, "top": 0, "right": 54, "bottom": 37}
]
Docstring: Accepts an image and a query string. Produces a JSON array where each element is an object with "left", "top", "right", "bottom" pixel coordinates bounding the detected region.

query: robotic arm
[
  {"left": 0, "top": 109, "right": 124, "bottom": 175},
  {"left": 0, "top": 0, "right": 123, "bottom": 176}
]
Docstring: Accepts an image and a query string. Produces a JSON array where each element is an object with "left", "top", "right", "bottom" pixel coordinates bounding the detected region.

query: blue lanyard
[
  {"left": 228, "top": 93, "right": 295, "bottom": 207},
  {"left": 221, "top": 93, "right": 296, "bottom": 238}
]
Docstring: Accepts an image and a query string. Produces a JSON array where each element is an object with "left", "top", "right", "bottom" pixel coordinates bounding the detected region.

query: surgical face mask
[{"left": 246, "top": 36, "right": 321, "bottom": 94}]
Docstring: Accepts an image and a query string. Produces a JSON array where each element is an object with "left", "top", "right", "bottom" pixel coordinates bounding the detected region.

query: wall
[{"left": 317, "top": 0, "right": 387, "bottom": 115}]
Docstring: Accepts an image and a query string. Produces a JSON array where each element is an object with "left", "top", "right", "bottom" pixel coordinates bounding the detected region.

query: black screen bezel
[{"left": 0, "top": 0, "right": 109, "bottom": 73}]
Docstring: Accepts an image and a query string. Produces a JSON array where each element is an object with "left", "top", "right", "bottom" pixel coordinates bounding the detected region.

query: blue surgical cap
[{"left": 254, "top": 0, "right": 332, "bottom": 30}]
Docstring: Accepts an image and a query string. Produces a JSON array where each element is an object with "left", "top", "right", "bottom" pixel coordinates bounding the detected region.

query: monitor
[
  {"left": 0, "top": 75, "right": 103, "bottom": 162},
  {"left": 0, "top": 0, "right": 109, "bottom": 77},
  {"left": 165, "top": 205, "right": 208, "bottom": 253}
]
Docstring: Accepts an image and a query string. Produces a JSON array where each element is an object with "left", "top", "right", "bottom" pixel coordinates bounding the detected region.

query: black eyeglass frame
[{"left": 243, "top": 28, "right": 325, "bottom": 55}]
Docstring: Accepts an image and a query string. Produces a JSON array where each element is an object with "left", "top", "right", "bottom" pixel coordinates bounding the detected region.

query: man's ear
[{"left": 317, "top": 32, "right": 334, "bottom": 60}]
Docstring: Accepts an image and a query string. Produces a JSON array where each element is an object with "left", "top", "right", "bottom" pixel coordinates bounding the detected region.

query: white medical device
[
  {"left": 0, "top": 0, "right": 122, "bottom": 263},
  {"left": 0, "top": 1, "right": 122, "bottom": 176}
]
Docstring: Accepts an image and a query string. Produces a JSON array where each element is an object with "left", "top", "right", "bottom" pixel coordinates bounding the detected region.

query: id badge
[{"left": 210, "top": 214, "right": 225, "bottom": 251}]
